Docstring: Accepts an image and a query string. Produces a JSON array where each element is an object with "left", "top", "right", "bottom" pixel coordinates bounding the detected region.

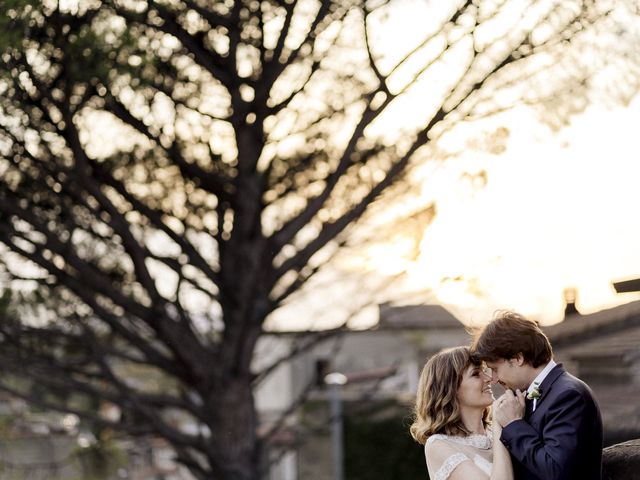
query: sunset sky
[
  {"left": 13, "top": 0, "right": 638, "bottom": 331},
  {"left": 271, "top": 1, "right": 640, "bottom": 329},
  {"left": 272, "top": 94, "right": 640, "bottom": 331},
  {"left": 392, "top": 95, "right": 640, "bottom": 325}
]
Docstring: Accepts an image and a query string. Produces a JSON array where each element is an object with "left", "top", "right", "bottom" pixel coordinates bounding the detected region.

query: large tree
[{"left": 0, "top": 0, "right": 638, "bottom": 478}]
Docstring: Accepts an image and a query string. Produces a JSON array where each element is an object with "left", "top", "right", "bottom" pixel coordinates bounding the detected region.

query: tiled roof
[
  {"left": 378, "top": 303, "right": 465, "bottom": 329},
  {"left": 592, "top": 383, "right": 640, "bottom": 440},
  {"left": 554, "top": 324, "right": 640, "bottom": 358},
  {"left": 543, "top": 300, "right": 640, "bottom": 440},
  {"left": 544, "top": 300, "right": 640, "bottom": 348}
]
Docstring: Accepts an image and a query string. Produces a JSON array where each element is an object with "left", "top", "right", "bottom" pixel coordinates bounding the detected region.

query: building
[
  {"left": 254, "top": 302, "right": 471, "bottom": 480},
  {"left": 255, "top": 297, "right": 640, "bottom": 478},
  {"left": 544, "top": 299, "right": 640, "bottom": 446}
]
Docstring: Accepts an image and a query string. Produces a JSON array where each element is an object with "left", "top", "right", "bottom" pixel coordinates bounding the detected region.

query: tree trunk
[{"left": 208, "top": 377, "right": 260, "bottom": 479}]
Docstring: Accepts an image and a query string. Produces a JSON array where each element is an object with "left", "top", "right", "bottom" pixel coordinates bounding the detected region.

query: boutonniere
[{"left": 527, "top": 382, "right": 541, "bottom": 400}]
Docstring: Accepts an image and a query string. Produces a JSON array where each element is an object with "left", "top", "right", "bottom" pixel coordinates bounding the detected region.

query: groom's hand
[{"left": 494, "top": 389, "right": 525, "bottom": 427}]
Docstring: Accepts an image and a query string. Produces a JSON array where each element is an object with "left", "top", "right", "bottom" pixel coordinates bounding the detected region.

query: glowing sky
[
  {"left": 10, "top": 0, "right": 638, "bottom": 331},
  {"left": 379, "top": 95, "right": 640, "bottom": 325},
  {"left": 271, "top": 0, "right": 640, "bottom": 330}
]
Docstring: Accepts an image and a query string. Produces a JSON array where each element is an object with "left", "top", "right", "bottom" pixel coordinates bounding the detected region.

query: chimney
[{"left": 563, "top": 287, "right": 581, "bottom": 319}]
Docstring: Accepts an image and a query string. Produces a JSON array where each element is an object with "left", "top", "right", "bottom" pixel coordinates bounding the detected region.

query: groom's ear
[{"left": 514, "top": 353, "right": 525, "bottom": 366}]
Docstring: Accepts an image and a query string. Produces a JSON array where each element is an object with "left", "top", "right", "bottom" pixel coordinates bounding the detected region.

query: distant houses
[
  {"left": 255, "top": 302, "right": 471, "bottom": 414},
  {"left": 256, "top": 298, "right": 640, "bottom": 478},
  {"left": 544, "top": 299, "right": 640, "bottom": 446},
  {"left": 254, "top": 302, "right": 471, "bottom": 480},
  {"left": 1, "top": 297, "right": 638, "bottom": 479}
]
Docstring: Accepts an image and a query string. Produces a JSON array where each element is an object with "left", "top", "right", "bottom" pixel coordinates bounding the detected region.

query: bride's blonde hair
[{"left": 410, "top": 346, "right": 490, "bottom": 444}]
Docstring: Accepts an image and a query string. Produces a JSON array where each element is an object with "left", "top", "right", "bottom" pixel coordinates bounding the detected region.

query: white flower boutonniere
[{"left": 527, "top": 382, "right": 541, "bottom": 400}]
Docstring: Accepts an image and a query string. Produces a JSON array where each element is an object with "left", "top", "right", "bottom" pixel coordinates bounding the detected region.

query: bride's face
[{"left": 457, "top": 364, "right": 494, "bottom": 408}]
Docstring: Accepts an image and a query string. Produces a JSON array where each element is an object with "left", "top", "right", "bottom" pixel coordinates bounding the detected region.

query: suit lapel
[
  {"left": 531, "top": 363, "right": 565, "bottom": 412},
  {"left": 524, "top": 397, "right": 534, "bottom": 419}
]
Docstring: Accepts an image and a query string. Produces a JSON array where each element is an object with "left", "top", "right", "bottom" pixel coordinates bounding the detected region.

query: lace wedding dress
[{"left": 424, "top": 433, "right": 493, "bottom": 480}]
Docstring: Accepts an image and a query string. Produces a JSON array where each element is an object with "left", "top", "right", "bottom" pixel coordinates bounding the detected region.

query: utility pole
[{"left": 325, "top": 372, "right": 347, "bottom": 480}]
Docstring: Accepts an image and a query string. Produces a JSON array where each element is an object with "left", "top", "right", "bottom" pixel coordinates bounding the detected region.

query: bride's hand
[{"left": 492, "top": 399, "right": 503, "bottom": 432}]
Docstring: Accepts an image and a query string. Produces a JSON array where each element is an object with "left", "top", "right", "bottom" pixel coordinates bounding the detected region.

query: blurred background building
[
  {"left": 1, "top": 293, "right": 638, "bottom": 479},
  {"left": 254, "top": 293, "right": 640, "bottom": 479}
]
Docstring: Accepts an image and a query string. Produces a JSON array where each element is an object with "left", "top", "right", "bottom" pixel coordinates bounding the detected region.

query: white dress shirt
[{"left": 527, "top": 359, "right": 557, "bottom": 411}]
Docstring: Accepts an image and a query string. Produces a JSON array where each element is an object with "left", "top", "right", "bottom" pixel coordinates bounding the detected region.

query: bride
[{"left": 410, "top": 346, "right": 513, "bottom": 480}]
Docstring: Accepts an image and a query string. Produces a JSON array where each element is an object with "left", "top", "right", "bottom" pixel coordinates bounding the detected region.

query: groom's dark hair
[{"left": 471, "top": 310, "right": 552, "bottom": 367}]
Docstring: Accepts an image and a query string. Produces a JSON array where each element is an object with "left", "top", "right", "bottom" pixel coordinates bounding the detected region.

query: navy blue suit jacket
[{"left": 500, "top": 364, "right": 603, "bottom": 480}]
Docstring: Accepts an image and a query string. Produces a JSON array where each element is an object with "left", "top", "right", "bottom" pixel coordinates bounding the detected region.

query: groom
[{"left": 471, "top": 311, "right": 603, "bottom": 480}]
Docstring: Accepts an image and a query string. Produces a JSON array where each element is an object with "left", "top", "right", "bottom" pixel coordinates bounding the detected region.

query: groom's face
[{"left": 485, "top": 356, "right": 529, "bottom": 391}]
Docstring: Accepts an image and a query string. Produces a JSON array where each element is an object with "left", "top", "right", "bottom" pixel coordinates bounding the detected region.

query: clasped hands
[{"left": 492, "top": 389, "right": 526, "bottom": 427}]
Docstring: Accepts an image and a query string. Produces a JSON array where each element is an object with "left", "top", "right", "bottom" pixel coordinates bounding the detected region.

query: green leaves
[{"left": 0, "top": 0, "right": 39, "bottom": 50}]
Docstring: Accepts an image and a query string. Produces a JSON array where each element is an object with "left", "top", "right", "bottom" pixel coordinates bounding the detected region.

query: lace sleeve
[
  {"left": 425, "top": 438, "right": 475, "bottom": 480},
  {"left": 432, "top": 452, "right": 468, "bottom": 480}
]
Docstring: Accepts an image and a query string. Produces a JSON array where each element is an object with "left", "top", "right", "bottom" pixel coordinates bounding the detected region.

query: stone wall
[{"left": 603, "top": 439, "right": 640, "bottom": 480}]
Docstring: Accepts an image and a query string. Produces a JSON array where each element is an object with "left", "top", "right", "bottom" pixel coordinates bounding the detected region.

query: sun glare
[{"left": 389, "top": 96, "right": 640, "bottom": 325}]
